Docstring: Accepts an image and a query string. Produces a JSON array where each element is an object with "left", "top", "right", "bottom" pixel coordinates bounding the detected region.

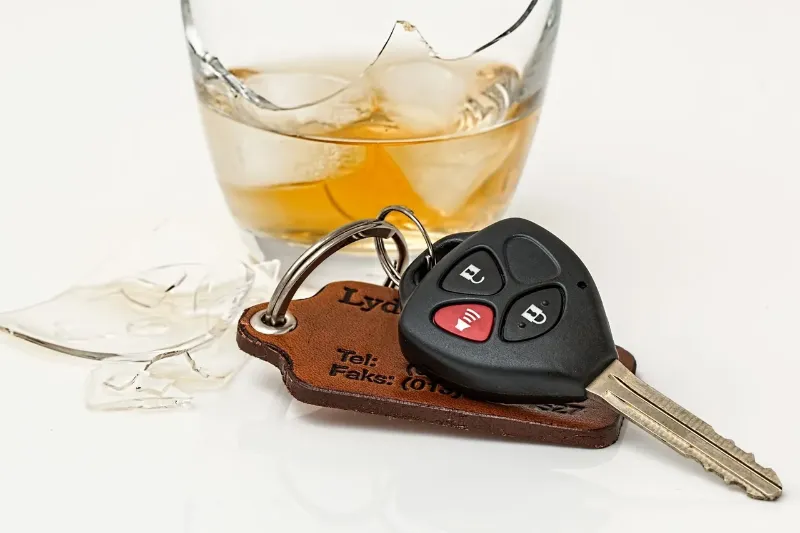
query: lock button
[
  {"left": 501, "top": 287, "right": 563, "bottom": 341},
  {"left": 441, "top": 250, "right": 503, "bottom": 296}
]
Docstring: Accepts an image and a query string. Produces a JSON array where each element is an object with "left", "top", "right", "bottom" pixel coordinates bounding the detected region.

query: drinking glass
[{"left": 182, "top": 0, "right": 561, "bottom": 283}]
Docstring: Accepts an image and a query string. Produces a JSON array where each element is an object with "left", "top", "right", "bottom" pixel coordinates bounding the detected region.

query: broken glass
[{"left": 0, "top": 258, "right": 281, "bottom": 410}]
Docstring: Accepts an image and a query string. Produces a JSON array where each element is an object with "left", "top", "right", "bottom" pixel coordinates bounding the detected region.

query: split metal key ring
[
  {"left": 251, "top": 218, "right": 409, "bottom": 335},
  {"left": 374, "top": 206, "right": 436, "bottom": 285}
]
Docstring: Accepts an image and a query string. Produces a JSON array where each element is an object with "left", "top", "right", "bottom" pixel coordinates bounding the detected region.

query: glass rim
[{"left": 181, "top": 0, "right": 553, "bottom": 113}]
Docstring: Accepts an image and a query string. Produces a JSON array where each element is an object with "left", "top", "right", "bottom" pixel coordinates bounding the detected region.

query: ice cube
[
  {"left": 385, "top": 125, "right": 519, "bottom": 215},
  {"left": 237, "top": 71, "right": 375, "bottom": 133},
  {"left": 200, "top": 70, "right": 374, "bottom": 188},
  {"left": 370, "top": 60, "right": 468, "bottom": 135},
  {"left": 382, "top": 64, "right": 524, "bottom": 214},
  {"left": 201, "top": 101, "right": 367, "bottom": 188}
]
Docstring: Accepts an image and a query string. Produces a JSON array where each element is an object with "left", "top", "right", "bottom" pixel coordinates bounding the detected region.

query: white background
[{"left": 0, "top": 1, "right": 798, "bottom": 531}]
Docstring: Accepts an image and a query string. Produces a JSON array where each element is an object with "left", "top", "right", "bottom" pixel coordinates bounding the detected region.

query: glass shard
[
  {"left": 0, "top": 261, "right": 255, "bottom": 361},
  {"left": 86, "top": 359, "right": 192, "bottom": 411},
  {"left": 80, "top": 259, "right": 280, "bottom": 411}
]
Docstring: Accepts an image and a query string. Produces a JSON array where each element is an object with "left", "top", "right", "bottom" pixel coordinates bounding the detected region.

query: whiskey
[{"left": 197, "top": 58, "right": 539, "bottom": 251}]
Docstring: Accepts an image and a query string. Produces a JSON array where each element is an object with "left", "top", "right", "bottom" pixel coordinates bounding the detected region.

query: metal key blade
[{"left": 587, "top": 360, "right": 782, "bottom": 501}]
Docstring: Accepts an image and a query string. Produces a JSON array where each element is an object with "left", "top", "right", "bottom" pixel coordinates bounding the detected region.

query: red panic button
[{"left": 433, "top": 304, "right": 494, "bottom": 342}]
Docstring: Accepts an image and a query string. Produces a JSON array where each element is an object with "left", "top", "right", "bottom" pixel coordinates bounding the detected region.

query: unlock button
[
  {"left": 441, "top": 250, "right": 504, "bottom": 295},
  {"left": 502, "top": 287, "right": 563, "bottom": 342}
]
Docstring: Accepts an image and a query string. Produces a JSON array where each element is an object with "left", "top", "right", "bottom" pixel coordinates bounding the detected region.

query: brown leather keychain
[{"left": 238, "top": 212, "right": 637, "bottom": 449}]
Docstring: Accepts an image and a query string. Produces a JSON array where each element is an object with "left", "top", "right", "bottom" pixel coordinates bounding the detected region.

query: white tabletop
[{"left": 1, "top": 1, "right": 798, "bottom": 531}]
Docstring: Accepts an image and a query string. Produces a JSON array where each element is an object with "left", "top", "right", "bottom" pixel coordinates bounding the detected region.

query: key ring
[
  {"left": 251, "top": 218, "right": 409, "bottom": 335},
  {"left": 374, "top": 206, "right": 436, "bottom": 285}
]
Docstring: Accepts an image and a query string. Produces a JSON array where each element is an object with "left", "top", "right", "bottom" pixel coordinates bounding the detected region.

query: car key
[{"left": 398, "top": 217, "right": 782, "bottom": 500}]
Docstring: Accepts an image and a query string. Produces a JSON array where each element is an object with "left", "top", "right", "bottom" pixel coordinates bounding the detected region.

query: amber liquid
[{"left": 198, "top": 61, "right": 539, "bottom": 250}]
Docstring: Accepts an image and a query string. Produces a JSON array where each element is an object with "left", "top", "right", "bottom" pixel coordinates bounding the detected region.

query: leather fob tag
[{"left": 238, "top": 281, "right": 637, "bottom": 449}]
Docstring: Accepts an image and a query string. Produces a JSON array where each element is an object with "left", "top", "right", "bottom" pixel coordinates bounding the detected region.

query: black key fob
[{"left": 398, "top": 218, "right": 617, "bottom": 403}]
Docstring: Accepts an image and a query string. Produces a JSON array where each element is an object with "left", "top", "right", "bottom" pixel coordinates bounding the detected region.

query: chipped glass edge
[{"left": 181, "top": 0, "right": 553, "bottom": 113}]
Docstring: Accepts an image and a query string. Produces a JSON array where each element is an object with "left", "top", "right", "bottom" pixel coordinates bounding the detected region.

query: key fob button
[
  {"left": 502, "top": 287, "right": 563, "bottom": 341},
  {"left": 504, "top": 236, "right": 560, "bottom": 284},
  {"left": 441, "top": 250, "right": 503, "bottom": 295},
  {"left": 433, "top": 303, "right": 494, "bottom": 342}
]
